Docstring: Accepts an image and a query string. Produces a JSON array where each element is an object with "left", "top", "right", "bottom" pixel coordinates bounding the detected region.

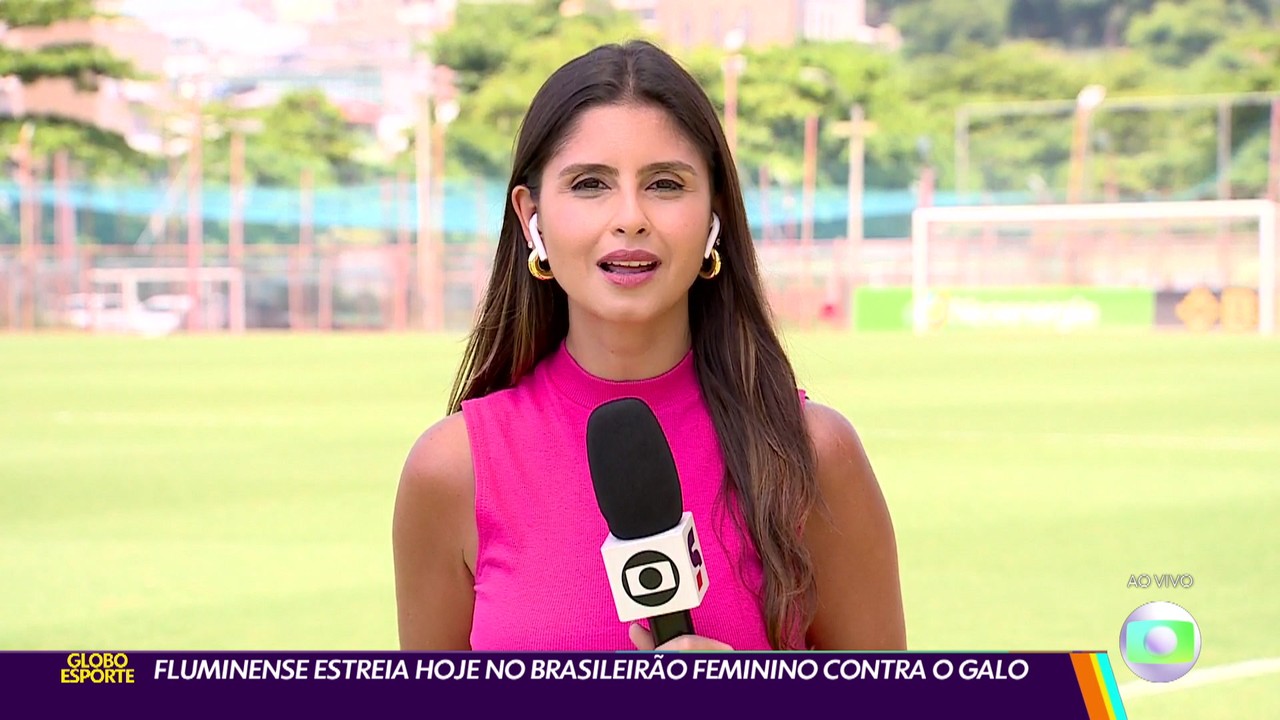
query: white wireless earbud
[
  {"left": 528, "top": 212, "right": 548, "bottom": 262},
  {"left": 704, "top": 213, "right": 721, "bottom": 259}
]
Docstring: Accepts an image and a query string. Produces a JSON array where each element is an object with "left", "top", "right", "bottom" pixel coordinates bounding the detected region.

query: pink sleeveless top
[{"left": 461, "top": 341, "right": 799, "bottom": 651}]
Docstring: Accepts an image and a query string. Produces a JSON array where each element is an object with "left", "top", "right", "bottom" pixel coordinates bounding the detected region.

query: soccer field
[{"left": 1, "top": 330, "right": 1276, "bottom": 717}]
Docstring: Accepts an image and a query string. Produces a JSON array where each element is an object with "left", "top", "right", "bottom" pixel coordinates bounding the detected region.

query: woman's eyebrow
[
  {"left": 558, "top": 161, "right": 698, "bottom": 179},
  {"left": 642, "top": 160, "right": 698, "bottom": 175},
  {"left": 559, "top": 162, "right": 615, "bottom": 179}
]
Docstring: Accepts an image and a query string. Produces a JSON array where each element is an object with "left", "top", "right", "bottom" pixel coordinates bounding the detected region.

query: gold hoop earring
[
  {"left": 699, "top": 248, "right": 722, "bottom": 280},
  {"left": 528, "top": 249, "right": 554, "bottom": 280}
]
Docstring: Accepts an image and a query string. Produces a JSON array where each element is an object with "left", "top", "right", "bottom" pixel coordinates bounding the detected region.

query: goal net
[
  {"left": 906, "top": 200, "right": 1277, "bottom": 335},
  {"left": 68, "top": 266, "right": 246, "bottom": 335}
]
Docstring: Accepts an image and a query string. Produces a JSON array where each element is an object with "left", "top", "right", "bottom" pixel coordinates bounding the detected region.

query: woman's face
[{"left": 513, "top": 102, "right": 716, "bottom": 327}]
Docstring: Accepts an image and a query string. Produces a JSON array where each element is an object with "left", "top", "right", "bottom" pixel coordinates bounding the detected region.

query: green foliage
[
  {"left": 8, "top": 0, "right": 1278, "bottom": 203},
  {"left": 0, "top": 116, "right": 160, "bottom": 180},
  {"left": 432, "top": 3, "right": 652, "bottom": 178},
  {"left": 1125, "top": 0, "right": 1258, "bottom": 66},
  {"left": 253, "top": 90, "right": 364, "bottom": 186},
  {"left": 0, "top": 0, "right": 100, "bottom": 28},
  {"left": 1195, "top": 29, "right": 1280, "bottom": 92},
  {"left": 1005, "top": 0, "right": 1154, "bottom": 47},
  {"left": 200, "top": 90, "right": 368, "bottom": 187},
  {"left": 727, "top": 43, "right": 927, "bottom": 188},
  {"left": 417, "top": 0, "right": 1279, "bottom": 201},
  {"left": 1, "top": 0, "right": 146, "bottom": 178},
  {"left": 425, "top": 1, "right": 559, "bottom": 95},
  {"left": 893, "top": 0, "right": 1010, "bottom": 57},
  {"left": 0, "top": 43, "right": 140, "bottom": 89},
  {"left": 884, "top": 0, "right": 1276, "bottom": 49}
]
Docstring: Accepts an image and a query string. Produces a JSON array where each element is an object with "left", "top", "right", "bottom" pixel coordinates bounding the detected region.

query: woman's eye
[
  {"left": 572, "top": 178, "right": 607, "bottom": 191},
  {"left": 651, "top": 178, "right": 684, "bottom": 191}
]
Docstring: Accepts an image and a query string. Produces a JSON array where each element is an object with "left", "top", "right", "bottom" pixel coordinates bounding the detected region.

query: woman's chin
[{"left": 579, "top": 296, "right": 682, "bottom": 328}]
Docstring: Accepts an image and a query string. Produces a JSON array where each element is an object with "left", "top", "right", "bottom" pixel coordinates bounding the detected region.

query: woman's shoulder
[
  {"left": 798, "top": 398, "right": 905, "bottom": 650},
  {"left": 398, "top": 412, "right": 475, "bottom": 509},
  {"left": 393, "top": 411, "right": 478, "bottom": 649},
  {"left": 801, "top": 398, "right": 853, "bottom": 441},
  {"left": 801, "top": 399, "right": 875, "bottom": 489}
]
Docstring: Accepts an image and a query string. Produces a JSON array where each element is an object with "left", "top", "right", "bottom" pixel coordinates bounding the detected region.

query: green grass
[{"left": 2, "top": 330, "right": 1277, "bottom": 718}]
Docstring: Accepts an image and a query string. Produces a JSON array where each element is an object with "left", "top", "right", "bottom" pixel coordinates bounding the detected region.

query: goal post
[
  {"left": 81, "top": 266, "right": 246, "bottom": 334},
  {"left": 910, "top": 199, "right": 1278, "bottom": 335}
]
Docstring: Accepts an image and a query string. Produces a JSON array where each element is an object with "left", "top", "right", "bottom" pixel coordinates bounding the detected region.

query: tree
[
  {"left": 0, "top": 0, "right": 152, "bottom": 178},
  {"left": 430, "top": 3, "right": 930, "bottom": 189},
  {"left": 1125, "top": 0, "right": 1256, "bottom": 67},
  {"left": 425, "top": 0, "right": 561, "bottom": 96},
  {"left": 893, "top": 0, "right": 1010, "bottom": 57},
  {"left": 417, "top": 0, "right": 1279, "bottom": 202},
  {"left": 692, "top": 42, "right": 929, "bottom": 189},
  {"left": 1007, "top": 0, "right": 1157, "bottom": 47},
  {"left": 426, "top": 2, "right": 651, "bottom": 178},
  {"left": 201, "top": 90, "right": 367, "bottom": 187},
  {"left": 886, "top": 0, "right": 1275, "bottom": 50}
]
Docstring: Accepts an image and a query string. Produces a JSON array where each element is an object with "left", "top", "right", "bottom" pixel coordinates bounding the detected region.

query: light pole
[
  {"left": 955, "top": 107, "right": 969, "bottom": 196},
  {"left": 1069, "top": 84, "right": 1107, "bottom": 203},
  {"left": 182, "top": 78, "right": 205, "bottom": 331},
  {"left": 721, "top": 29, "right": 746, "bottom": 160},
  {"left": 832, "top": 105, "right": 876, "bottom": 317},
  {"left": 831, "top": 105, "right": 875, "bottom": 287},
  {"left": 15, "top": 122, "right": 36, "bottom": 330},
  {"left": 1094, "top": 130, "right": 1119, "bottom": 202},
  {"left": 377, "top": 113, "right": 414, "bottom": 332},
  {"left": 415, "top": 63, "right": 435, "bottom": 332},
  {"left": 430, "top": 99, "right": 459, "bottom": 334},
  {"left": 226, "top": 118, "right": 262, "bottom": 273},
  {"left": 916, "top": 136, "right": 935, "bottom": 209}
]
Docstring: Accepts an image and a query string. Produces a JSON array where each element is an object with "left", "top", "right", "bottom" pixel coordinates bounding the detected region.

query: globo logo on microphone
[
  {"left": 622, "top": 551, "right": 680, "bottom": 606},
  {"left": 601, "top": 512, "right": 710, "bottom": 623}
]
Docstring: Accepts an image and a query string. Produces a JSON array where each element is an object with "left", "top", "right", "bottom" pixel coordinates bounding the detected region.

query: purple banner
[{"left": 0, "top": 651, "right": 1116, "bottom": 718}]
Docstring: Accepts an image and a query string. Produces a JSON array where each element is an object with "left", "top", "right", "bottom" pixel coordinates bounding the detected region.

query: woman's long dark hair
[{"left": 447, "top": 40, "right": 819, "bottom": 650}]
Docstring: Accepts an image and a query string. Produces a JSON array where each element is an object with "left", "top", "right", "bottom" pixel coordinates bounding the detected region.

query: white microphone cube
[{"left": 601, "top": 512, "right": 709, "bottom": 623}]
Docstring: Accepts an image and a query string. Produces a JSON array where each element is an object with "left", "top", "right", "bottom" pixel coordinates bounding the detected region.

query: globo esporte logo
[
  {"left": 686, "top": 524, "right": 705, "bottom": 591},
  {"left": 61, "top": 652, "right": 135, "bottom": 684}
]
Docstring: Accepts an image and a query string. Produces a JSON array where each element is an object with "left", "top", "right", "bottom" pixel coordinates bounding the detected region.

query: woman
[{"left": 392, "top": 39, "right": 905, "bottom": 652}]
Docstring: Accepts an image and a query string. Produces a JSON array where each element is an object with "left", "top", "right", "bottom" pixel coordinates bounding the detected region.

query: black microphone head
[{"left": 586, "top": 397, "right": 683, "bottom": 540}]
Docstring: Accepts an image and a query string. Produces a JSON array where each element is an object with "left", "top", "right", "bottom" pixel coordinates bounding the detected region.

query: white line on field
[
  {"left": 1119, "top": 657, "right": 1280, "bottom": 699},
  {"left": 870, "top": 428, "right": 1277, "bottom": 452},
  {"left": 49, "top": 411, "right": 298, "bottom": 428}
]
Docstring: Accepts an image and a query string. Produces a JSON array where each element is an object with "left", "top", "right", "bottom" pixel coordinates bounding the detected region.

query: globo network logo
[
  {"left": 621, "top": 550, "right": 680, "bottom": 607},
  {"left": 1119, "top": 601, "right": 1202, "bottom": 682}
]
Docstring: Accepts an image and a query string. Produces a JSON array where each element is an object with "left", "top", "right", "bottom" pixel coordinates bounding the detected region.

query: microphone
[{"left": 587, "top": 397, "right": 709, "bottom": 647}]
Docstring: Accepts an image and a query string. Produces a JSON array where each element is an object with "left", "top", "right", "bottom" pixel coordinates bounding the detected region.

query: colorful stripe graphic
[{"left": 1070, "top": 652, "right": 1129, "bottom": 719}]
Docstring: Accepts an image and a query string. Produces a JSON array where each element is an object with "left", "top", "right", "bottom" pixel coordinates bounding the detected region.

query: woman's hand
[{"left": 629, "top": 623, "right": 733, "bottom": 651}]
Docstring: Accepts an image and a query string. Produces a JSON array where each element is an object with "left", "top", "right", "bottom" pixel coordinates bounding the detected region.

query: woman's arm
[
  {"left": 392, "top": 412, "right": 477, "bottom": 650},
  {"left": 803, "top": 401, "right": 907, "bottom": 650}
]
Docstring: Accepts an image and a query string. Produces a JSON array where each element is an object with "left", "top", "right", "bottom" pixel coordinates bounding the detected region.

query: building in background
[
  {"left": 565, "top": 0, "right": 899, "bottom": 50},
  {"left": 801, "top": 0, "right": 900, "bottom": 47},
  {"left": 223, "top": 0, "right": 458, "bottom": 152},
  {"left": 2, "top": 0, "right": 889, "bottom": 170},
  {"left": 305, "top": 0, "right": 455, "bottom": 71},
  {"left": 242, "top": 0, "right": 338, "bottom": 24}
]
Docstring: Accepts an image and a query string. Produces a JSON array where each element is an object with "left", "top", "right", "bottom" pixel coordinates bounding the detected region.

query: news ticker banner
[
  {"left": 852, "top": 286, "right": 1267, "bottom": 332},
  {"left": 0, "top": 651, "right": 1128, "bottom": 718}
]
